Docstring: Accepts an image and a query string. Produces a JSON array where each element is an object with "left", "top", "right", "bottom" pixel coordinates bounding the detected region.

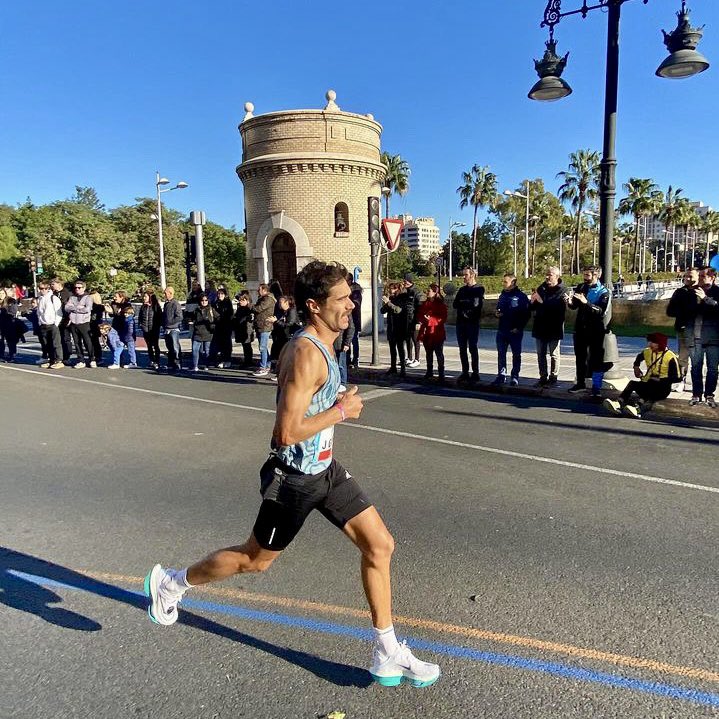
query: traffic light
[
  {"left": 367, "top": 196, "right": 381, "bottom": 246},
  {"left": 184, "top": 232, "right": 196, "bottom": 263},
  {"left": 36, "top": 256, "right": 43, "bottom": 274}
]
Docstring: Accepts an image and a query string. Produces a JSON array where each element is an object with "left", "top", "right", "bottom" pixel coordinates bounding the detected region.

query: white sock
[
  {"left": 374, "top": 625, "right": 400, "bottom": 655},
  {"left": 166, "top": 568, "right": 192, "bottom": 594}
]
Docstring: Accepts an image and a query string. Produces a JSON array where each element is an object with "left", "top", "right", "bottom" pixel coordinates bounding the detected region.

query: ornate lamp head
[
  {"left": 656, "top": 2, "right": 710, "bottom": 78},
  {"left": 529, "top": 38, "right": 573, "bottom": 101}
]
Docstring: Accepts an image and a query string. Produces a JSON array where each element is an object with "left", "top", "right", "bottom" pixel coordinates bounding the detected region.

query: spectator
[
  {"left": 666, "top": 268, "right": 699, "bottom": 390},
  {"left": 453, "top": 267, "right": 485, "bottom": 385},
  {"left": 492, "top": 273, "right": 530, "bottom": 387},
  {"left": 190, "top": 293, "right": 216, "bottom": 372},
  {"left": 252, "top": 284, "right": 276, "bottom": 377},
  {"left": 615, "top": 274, "right": 625, "bottom": 298},
  {"left": 645, "top": 274, "right": 654, "bottom": 292},
  {"left": 530, "top": 266, "right": 568, "bottom": 387},
  {"left": 36, "top": 281, "right": 64, "bottom": 369},
  {"left": 604, "top": 333, "right": 680, "bottom": 418},
  {"left": 205, "top": 280, "right": 218, "bottom": 305},
  {"left": 417, "top": 283, "right": 447, "bottom": 383},
  {"left": 333, "top": 299, "right": 354, "bottom": 392},
  {"left": 0, "top": 295, "right": 19, "bottom": 361},
  {"left": 636, "top": 273, "right": 643, "bottom": 292},
  {"left": 139, "top": 289, "right": 163, "bottom": 370},
  {"left": 686, "top": 267, "right": 719, "bottom": 407},
  {"left": 349, "top": 275, "right": 363, "bottom": 369},
  {"left": 268, "top": 278, "right": 283, "bottom": 303},
  {"left": 88, "top": 290, "right": 105, "bottom": 366},
  {"left": 50, "top": 277, "right": 73, "bottom": 362},
  {"left": 162, "top": 286, "right": 183, "bottom": 371},
  {"left": 233, "top": 291, "right": 255, "bottom": 368},
  {"left": 210, "top": 287, "right": 234, "bottom": 368},
  {"left": 27, "top": 297, "right": 46, "bottom": 363},
  {"left": 400, "top": 273, "right": 424, "bottom": 368},
  {"left": 106, "top": 291, "right": 137, "bottom": 369},
  {"left": 567, "top": 266, "right": 611, "bottom": 398},
  {"left": 64, "top": 280, "right": 96, "bottom": 368},
  {"left": 270, "top": 296, "right": 301, "bottom": 376},
  {"left": 380, "top": 283, "right": 406, "bottom": 378}
]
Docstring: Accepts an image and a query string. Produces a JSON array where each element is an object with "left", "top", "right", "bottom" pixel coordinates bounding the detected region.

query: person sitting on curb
[
  {"left": 492, "top": 273, "right": 530, "bottom": 387},
  {"left": 603, "top": 333, "right": 680, "bottom": 418}
]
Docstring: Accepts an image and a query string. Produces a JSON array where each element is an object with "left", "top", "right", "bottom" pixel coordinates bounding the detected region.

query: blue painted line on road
[{"left": 10, "top": 569, "right": 719, "bottom": 708}]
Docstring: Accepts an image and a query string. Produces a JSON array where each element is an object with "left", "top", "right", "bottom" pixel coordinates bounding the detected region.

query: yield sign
[{"left": 381, "top": 219, "right": 404, "bottom": 252}]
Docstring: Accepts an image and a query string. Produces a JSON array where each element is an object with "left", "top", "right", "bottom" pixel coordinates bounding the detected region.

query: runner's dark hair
[{"left": 294, "top": 260, "right": 348, "bottom": 322}]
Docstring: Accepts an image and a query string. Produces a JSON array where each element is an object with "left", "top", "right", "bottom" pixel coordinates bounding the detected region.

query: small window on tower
[{"left": 334, "top": 202, "right": 350, "bottom": 237}]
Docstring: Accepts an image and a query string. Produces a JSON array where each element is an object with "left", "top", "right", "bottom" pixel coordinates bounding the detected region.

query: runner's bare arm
[{"left": 272, "top": 339, "right": 363, "bottom": 447}]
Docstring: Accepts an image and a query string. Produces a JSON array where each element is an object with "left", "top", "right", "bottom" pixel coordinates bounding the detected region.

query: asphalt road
[{"left": 2, "top": 358, "right": 719, "bottom": 719}]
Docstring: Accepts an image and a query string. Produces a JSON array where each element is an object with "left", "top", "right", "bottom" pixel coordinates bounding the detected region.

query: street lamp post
[
  {"left": 155, "top": 171, "right": 189, "bottom": 289},
  {"left": 447, "top": 219, "right": 466, "bottom": 280},
  {"left": 529, "top": 0, "right": 710, "bottom": 287},
  {"left": 504, "top": 180, "right": 531, "bottom": 279}
]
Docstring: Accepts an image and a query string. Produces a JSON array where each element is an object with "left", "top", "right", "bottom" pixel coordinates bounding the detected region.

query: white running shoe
[
  {"left": 253, "top": 368, "right": 270, "bottom": 377},
  {"left": 623, "top": 404, "right": 641, "bottom": 419},
  {"left": 107, "top": 364, "right": 120, "bottom": 370},
  {"left": 89, "top": 361, "right": 98, "bottom": 368},
  {"left": 74, "top": 361, "right": 86, "bottom": 369},
  {"left": 144, "top": 564, "right": 184, "bottom": 626},
  {"left": 369, "top": 641, "right": 440, "bottom": 687}
]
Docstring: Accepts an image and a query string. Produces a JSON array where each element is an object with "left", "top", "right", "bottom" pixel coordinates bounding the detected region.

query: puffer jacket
[{"left": 253, "top": 293, "right": 276, "bottom": 333}]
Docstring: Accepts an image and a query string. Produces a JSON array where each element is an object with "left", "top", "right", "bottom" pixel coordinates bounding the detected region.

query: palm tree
[
  {"left": 701, "top": 210, "right": 719, "bottom": 264},
  {"left": 456, "top": 164, "right": 498, "bottom": 270},
  {"left": 557, "top": 149, "right": 601, "bottom": 274},
  {"left": 676, "top": 199, "right": 700, "bottom": 268},
  {"left": 618, "top": 178, "right": 663, "bottom": 273},
  {"left": 658, "top": 186, "right": 684, "bottom": 271},
  {"left": 380, "top": 152, "right": 410, "bottom": 218}
]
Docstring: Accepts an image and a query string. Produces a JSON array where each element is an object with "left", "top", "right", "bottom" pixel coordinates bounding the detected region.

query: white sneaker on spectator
[
  {"left": 369, "top": 640, "right": 440, "bottom": 687},
  {"left": 124, "top": 363, "right": 138, "bottom": 369},
  {"left": 74, "top": 361, "right": 86, "bottom": 369},
  {"left": 603, "top": 398, "right": 622, "bottom": 416},
  {"left": 253, "top": 368, "right": 270, "bottom": 377},
  {"left": 89, "top": 361, "right": 97, "bottom": 368},
  {"left": 107, "top": 364, "right": 120, "bottom": 370}
]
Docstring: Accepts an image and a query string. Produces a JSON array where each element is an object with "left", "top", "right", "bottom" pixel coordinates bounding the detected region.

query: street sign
[{"left": 381, "top": 219, "right": 404, "bottom": 252}]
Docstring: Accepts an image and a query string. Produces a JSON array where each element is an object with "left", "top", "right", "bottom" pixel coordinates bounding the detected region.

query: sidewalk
[{"left": 341, "top": 326, "right": 719, "bottom": 425}]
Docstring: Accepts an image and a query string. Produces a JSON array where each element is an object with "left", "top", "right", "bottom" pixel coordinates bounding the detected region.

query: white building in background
[
  {"left": 398, "top": 215, "right": 441, "bottom": 260},
  {"left": 645, "top": 201, "right": 716, "bottom": 250}
]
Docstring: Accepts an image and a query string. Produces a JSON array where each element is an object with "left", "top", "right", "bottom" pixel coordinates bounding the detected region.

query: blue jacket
[{"left": 496, "top": 286, "right": 530, "bottom": 333}]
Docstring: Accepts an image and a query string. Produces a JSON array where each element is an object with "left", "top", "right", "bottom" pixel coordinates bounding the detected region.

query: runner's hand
[{"left": 339, "top": 385, "right": 363, "bottom": 419}]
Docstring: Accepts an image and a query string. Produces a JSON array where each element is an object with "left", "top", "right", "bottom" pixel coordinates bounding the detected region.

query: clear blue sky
[{"left": 2, "top": 1, "right": 717, "bottom": 237}]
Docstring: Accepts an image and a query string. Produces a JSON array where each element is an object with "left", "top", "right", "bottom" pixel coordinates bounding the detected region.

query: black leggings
[{"left": 388, "top": 334, "right": 406, "bottom": 372}]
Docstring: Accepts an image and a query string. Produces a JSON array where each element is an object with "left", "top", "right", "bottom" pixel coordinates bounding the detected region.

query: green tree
[
  {"left": 658, "top": 186, "right": 685, "bottom": 271},
  {"left": 0, "top": 204, "right": 19, "bottom": 262},
  {"left": 618, "top": 178, "right": 663, "bottom": 273},
  {"left": 380, "top": 152, "right": 410, "bottom": 218},
  {"left": 701, "top": 209, "right": 719, "bottom": 264},
  {"left": 557, "top": 149, "right": 600, "bottom": 274},
  {"left": 187, "top": 220, "right": 247, "bottom": 294},
  {"left": 385, "top": 242, "right": 412, "bottom": 281},
  {"left": 457, "top": 164, "right": 498, "bottom": 271}
]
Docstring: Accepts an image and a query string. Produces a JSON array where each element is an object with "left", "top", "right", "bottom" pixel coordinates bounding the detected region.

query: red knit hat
[{"left": 646, "top": 332, "right": 668, "bottom": 350}]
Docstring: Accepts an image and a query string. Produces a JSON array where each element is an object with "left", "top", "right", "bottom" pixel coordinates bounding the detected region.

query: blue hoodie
[{"left": 496, "top": 286, "right": 530, "bottom": 333}]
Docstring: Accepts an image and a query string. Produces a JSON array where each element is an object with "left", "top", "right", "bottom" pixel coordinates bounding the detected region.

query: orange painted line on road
[{"left": 87, "top": 570, "right": 719, "bottom": 684}]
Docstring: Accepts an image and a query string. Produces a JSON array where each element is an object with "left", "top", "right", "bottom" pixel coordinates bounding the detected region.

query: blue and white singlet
[{"left": 273, "top": 330, "right": 340, "bottom": 475}]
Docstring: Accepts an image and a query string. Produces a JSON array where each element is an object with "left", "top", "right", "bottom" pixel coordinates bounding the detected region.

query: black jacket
[
  {"left": 191, "top": 306, "right": 216, "bottom": 341},
  {"left": 398, "top": 284, "right": 423, "bottom": 328},
  {"left": 380, "top": 297, "right": 403, "bottom": 340},
  {"left": 569, "top": 282, "right": 610, "bottom": 335},
  {"left": 212, "top": 298, "right": 234, "bottom": 332},
  {"left": 531, "top": 281, "right": 568, "bottom": 341},
  {"left": 453, "top": 284, "right": 485, "bottom": 324},
  {"left": 162, "top": 298, "right": 183, "bottom": 330},
  {"left": 233, "top": 305, "right": 255, "bottom": 344},
  {"left": 139, "top": 302, "right": 162, "bottom": 335},
  {"left": 666, "top": 284, "right": 701, "bottom": 332}
]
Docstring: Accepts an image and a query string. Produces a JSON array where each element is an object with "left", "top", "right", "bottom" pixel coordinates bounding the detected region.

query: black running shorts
[{"left": 252, "top": 456, "right": 372, "bottom": 551}]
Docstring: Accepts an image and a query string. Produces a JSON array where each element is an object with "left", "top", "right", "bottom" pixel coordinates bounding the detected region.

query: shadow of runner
[{"left": 0, "top": 547, "right": 371, "bottom": 688}]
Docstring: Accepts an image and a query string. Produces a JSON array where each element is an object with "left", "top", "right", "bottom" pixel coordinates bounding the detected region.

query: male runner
[{"left": 145, "top": 260, "right": 440, "bottom": 688}]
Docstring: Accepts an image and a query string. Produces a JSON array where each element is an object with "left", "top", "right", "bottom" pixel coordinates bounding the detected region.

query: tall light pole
[
  {"left": 155, "top": 172, "right": 188, "bottom": 289},
  {"left": 504, "top": 181, "right": 531, "bottom": 278},
  {"left": 447, "top": 219, "right": 466, "bottom": 279},
  {"left": 529, "top": 0, "right": 710, "bottom": 287}
]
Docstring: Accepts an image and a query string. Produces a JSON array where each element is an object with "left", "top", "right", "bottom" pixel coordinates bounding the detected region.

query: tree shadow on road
[{"left": 0, "top": 547, "right": 371, "bottom": 687}]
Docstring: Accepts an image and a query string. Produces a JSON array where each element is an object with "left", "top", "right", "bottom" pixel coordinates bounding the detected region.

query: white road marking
[
  {"left": 2, "top": 364, "right": 717, "bottom": 496},
  {"left": 360, "top": 388, "right": 402, "bottom": 401}
]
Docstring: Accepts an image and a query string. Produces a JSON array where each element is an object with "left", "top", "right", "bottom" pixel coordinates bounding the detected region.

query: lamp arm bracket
[{"left": 542, "top": 0, "right": 648, "bottom": 37}]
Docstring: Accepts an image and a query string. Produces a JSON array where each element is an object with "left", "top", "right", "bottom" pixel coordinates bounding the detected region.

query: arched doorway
[{"left": 271, "top": 232, "right": 297, "bottom": 297}]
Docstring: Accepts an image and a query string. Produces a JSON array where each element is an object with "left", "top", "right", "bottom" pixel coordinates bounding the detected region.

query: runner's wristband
[{"left": 336, "top": 402, "right": 346, "bottom": 422}]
